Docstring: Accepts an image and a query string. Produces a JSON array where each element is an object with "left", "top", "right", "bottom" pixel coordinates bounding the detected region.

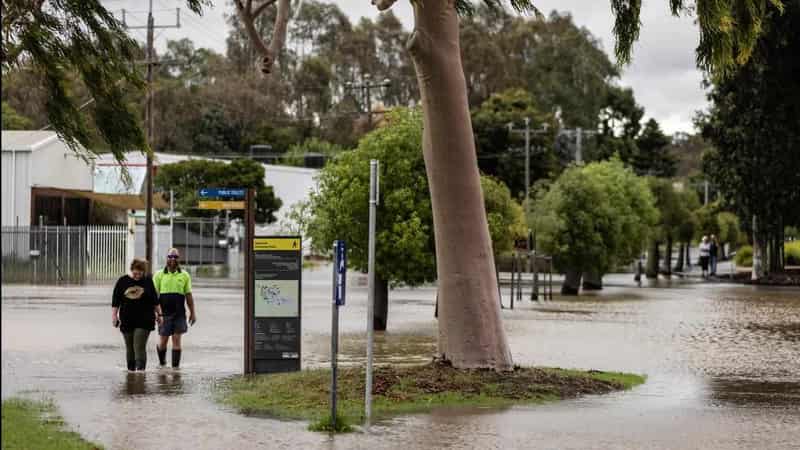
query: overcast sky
[{"left": 111, "top": 0, "right": 709, "bottom": 134}]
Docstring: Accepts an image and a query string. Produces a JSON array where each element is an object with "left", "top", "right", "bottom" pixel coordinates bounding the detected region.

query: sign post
[
  {"left": 365, "top": 160, "right": 379, "bottom": 425},
  {"left": 330, "top": 240, "right": 346, "bottom": 428}
]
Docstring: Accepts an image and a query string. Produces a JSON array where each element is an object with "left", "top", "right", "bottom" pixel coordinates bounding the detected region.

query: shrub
[
  {"left": 785, "top": 241, "right": 800, "bottom": 266},
  {"left": 734, "top": 245, "right": 753, "bottom": 267}
]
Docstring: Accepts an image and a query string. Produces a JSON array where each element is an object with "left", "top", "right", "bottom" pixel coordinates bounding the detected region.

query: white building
[{"left": 1, "top": 131, "right": 94, "bottom": 226}]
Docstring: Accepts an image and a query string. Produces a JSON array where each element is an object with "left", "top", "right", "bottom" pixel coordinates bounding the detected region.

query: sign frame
[{"left": 247, "top": 235, "right": 302, "bottom": 374}]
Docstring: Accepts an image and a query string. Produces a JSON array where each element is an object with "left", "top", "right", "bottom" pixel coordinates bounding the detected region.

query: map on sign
[{"left": 254, "top": 280, "right": 299, "bottom": 318}]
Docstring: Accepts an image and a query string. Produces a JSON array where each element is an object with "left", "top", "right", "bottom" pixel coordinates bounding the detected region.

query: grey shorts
[{"left": 159, "top": 315, "right": 188, "bottom": 336}]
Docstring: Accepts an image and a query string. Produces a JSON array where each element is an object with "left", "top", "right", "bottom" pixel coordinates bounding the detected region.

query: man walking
[{"left": 153, "top": 248, "right": 197, "bottom": 368}]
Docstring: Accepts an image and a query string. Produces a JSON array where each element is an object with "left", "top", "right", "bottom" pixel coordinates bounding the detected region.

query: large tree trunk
[
  {"left": 674, "top": 242, "right": 685, "bottom": 272},
  {"left": 408, "top": 0, "right": 512, "bottom": 370},
  {"left": 646, "top": 240, "right": 660, "bottom": 279},
  {"left": 373, "top": 277, "right": 389, "bottom": 331},
  {"left": 562, "top": 269, "right": 582, "bottom": 295},
  {"left": 662, "top": 236, "right": 673, "bottom": 277},
  {"left": 581, "top": 269, "right": 603, "bottom": 290}
]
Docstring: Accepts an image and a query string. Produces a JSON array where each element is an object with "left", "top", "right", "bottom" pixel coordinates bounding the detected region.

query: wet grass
[
  {"left": 217, "top": 362, "right": 645, "bottom": 432},
  {"left": 1, "top": 398, "right": 102, "bottom": 449}
]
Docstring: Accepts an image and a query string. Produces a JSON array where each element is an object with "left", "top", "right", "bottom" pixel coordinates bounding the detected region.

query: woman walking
[
  {"left": 112, "top": 258, "right": 163, "bottom": 371},
  {"left": 698, "top": 236, "right": 711, "bottom": 279}
]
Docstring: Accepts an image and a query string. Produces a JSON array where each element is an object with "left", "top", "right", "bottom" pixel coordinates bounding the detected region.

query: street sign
[
  {"left": 334, "top": 240, "right": 346, "bottom": 306},
  {"left": 250, "top": 236, "right": 302, "bottom": 374},
  {"left": 198, "top": 200, "right": 245, "bottom": 210},
  {"left": 198, "top": 188, "right": 246, "bottom": 199}
]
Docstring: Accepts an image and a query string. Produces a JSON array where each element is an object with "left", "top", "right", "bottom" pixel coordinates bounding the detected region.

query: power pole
[
  {"left": 123, "top": 3, "right": 181, "bottom": 269},
  {"left": 560, "top": 127, "right": 597, "bottom": 164},
  {"left": 345, "top": 74, "right": 391, "bottom": 128},
  {"left": 508, "top": 120, "right": 549, "bottom": 253}
]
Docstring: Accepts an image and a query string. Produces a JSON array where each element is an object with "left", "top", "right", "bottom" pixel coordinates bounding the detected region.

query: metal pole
[
  {"left": 244, "top": 188, "right": 255, "bottom": 374},
  {"left": 575, "top": 127, "right": 583, "bottom": 164},
  {"left": 365, "top": 160, "right": 379, "bottom": 425},
  {"left": 330, "top": 242, "right": 339, "bottom": 428},
  {"left": 524, "top": 118, "right": 531, "bottom": 259},
  {"left": 704, "top": 180, "right": 709, "bottom": 205},
  {"left": 170, "top": 189, "right": 174, "bottom": 247},
  {"left": 145, "top": 0, "right": 154, "bottom": 272}
]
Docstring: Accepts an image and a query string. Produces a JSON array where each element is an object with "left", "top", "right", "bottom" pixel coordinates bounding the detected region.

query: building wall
[
  {"left": 1, "top": 150, "right": 32, "bottom": 226},
  {"left": 30, "top": 140, "right": 93, "bottom": 191}
]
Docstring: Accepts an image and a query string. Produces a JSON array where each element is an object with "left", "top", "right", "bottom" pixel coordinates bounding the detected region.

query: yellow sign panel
[
  {"left": 198, "top": 200, "right": 245, "bottom": 210},
  {"left": 254, "top": 238, "right": 301, "bottom": 251}
]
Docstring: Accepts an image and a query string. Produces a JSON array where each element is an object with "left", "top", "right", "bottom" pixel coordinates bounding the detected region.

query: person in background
[
  {"left": 699, "top": 236, "right": 711, "bottom": 279},
  {"left": 709, "top": 234, "right": 719, "bottom": 276},
  {"left": 112, "top": 258, "right": 162, "bottom": 371},
  {"left": 153, "top": 248, "right": 197, "bottom": 368}
]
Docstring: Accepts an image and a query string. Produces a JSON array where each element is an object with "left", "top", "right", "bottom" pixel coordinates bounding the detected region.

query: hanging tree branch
[{"left": 235, "top": 0, "right": 290, "bottom": 74}]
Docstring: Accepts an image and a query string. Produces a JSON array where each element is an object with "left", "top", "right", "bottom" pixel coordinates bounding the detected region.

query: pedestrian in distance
[
  {"left": 154, "top": 248, "right": 197, "bottom": 368},
  {"left": 709, "top": 234, "right": 719, "bottom": 276},
  {"left": 699, "top": 236, "right": 711, "bottom": 279},
  {"left": 112, "top": 258, "right": 163, "bottom": 372}
]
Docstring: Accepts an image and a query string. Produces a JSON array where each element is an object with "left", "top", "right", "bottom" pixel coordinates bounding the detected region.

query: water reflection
[{"left": 2, "top": 277, "right": 799, "bottom": 450}]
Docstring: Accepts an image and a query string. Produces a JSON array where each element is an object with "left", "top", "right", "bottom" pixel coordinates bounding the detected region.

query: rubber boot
[
  {"left": 127, "top": 359, "right": 136, "bottom": 371},
  {"left": 172, "top": 349, "right": 181, "bottom": 368},
  {"left": 157, "top": 346, "right": 167, "bottom": 367},
  {"left": 135, "top": 359, "right": 146, "bottom": 371}
]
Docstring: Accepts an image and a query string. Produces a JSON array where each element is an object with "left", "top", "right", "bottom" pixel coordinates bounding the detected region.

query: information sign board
[{"left": 251, "top": 236, "right": 302, "bottom": 373}]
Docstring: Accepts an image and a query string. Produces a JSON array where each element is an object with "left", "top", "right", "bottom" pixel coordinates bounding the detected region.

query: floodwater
[{"left": 2, "top": 267, "right": 799, "bottom": 449}]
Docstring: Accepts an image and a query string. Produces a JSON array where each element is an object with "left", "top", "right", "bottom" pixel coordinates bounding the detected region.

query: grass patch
[
  {"left": 216, "top": 362, "right": 645, "bottom": 432},
  {"left": 1, "top": 398, "right": 102, "bottom": 450}
]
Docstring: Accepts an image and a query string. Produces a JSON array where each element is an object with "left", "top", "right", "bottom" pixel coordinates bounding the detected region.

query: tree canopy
[
  {"left": 532, "top": 159, "right": 658, "bottom": 276},
  {"left": 153, "top": 158, "right": 281, "bottom": 223},
  {"left": 306, "top": 108, "right": 525, "bottom": 286}
]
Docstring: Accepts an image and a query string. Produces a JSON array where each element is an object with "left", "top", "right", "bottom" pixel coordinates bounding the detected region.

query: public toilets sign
[
  {"left": 248, "top": 236, "right": 302, "bottom": 374},
  {"left": 197, "top": 188, "right": 246, "bottom": 210},
  {"left": 198, "top": 188, "right": 246, "bottom": 198}
]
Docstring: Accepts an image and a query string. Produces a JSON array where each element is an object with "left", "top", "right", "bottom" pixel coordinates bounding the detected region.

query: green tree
[
  {"left": 471, "top": 88, "right": 557, "bottom": 198},
  {"left": 700, "top": 0, "right": 800, "bottom": 278},
  {"left": 307, "top": 108, "right": 524, "bottom": 330},
  {"left": 634, "top": 119, "right": 676, "bottom": 177},
  {"left": 154, "top": 158, "right": 281, "bottom": 223},
  {"left": 481, "top": 176, "right": 527, "bottom": 256},
  {"left": 1, "top": 101, "right": 32, "bottom": 129},
  {"left": 281, "top": 137, "right": 342, "bottom": 167},
  {"left": 532, "top": 159, "right": 658, "bottom": 294},
  {"left": 645, "top": 178, "right": 692, "bottom": 278},
  {"left": 1, "top": 0, "right": 208, "bottom": 160}
]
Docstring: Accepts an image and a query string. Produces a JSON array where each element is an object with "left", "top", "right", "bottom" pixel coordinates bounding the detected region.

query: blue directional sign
[
  {"left": 333, "top": 240, "right": 347, "bottom": 306},
  {"left": 198, "top": 188, "right": 246, "bottom": 199}
]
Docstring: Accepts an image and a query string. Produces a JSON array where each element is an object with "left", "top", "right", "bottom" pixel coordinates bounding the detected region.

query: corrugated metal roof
[{"left": 1, "top": 131, "right": 59, "bottom": 151}]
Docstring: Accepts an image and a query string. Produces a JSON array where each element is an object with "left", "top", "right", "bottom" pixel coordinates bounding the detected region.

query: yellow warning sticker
[{"left": 253, "top": 238, "right": 301, "bottom": 251}]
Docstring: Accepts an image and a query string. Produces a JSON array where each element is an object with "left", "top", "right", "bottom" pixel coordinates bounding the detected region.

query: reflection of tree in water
[{"left": 707, "top": 378, "right": 800, "bottom": 408}]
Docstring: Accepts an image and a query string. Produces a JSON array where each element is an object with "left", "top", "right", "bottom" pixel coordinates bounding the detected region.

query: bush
[
  {"left": 734, "top": 245, "right": 753, "bottom": 267},
  {"left": 785, "top": 241, "right": 800, "bottom": 266}
]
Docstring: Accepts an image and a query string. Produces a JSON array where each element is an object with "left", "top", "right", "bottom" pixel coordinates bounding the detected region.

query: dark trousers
[{"left": 123, "top": 328, "right": 151, "bottom": 370}]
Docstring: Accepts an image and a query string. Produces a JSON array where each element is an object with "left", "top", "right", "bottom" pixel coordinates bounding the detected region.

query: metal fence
[
  {"left": 171, "top": 218, "right": 227, "bottom": 266},
  {"left": 2, "top": 225, "right": 126, "bottom": 284},
  {"left": 86, "top": 226, "right": 127, "bottom": 282}
]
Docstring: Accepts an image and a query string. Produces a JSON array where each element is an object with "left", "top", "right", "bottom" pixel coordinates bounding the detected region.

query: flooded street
[{"left": 2, "top": 267, "right": 799, "bottom": 449}]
